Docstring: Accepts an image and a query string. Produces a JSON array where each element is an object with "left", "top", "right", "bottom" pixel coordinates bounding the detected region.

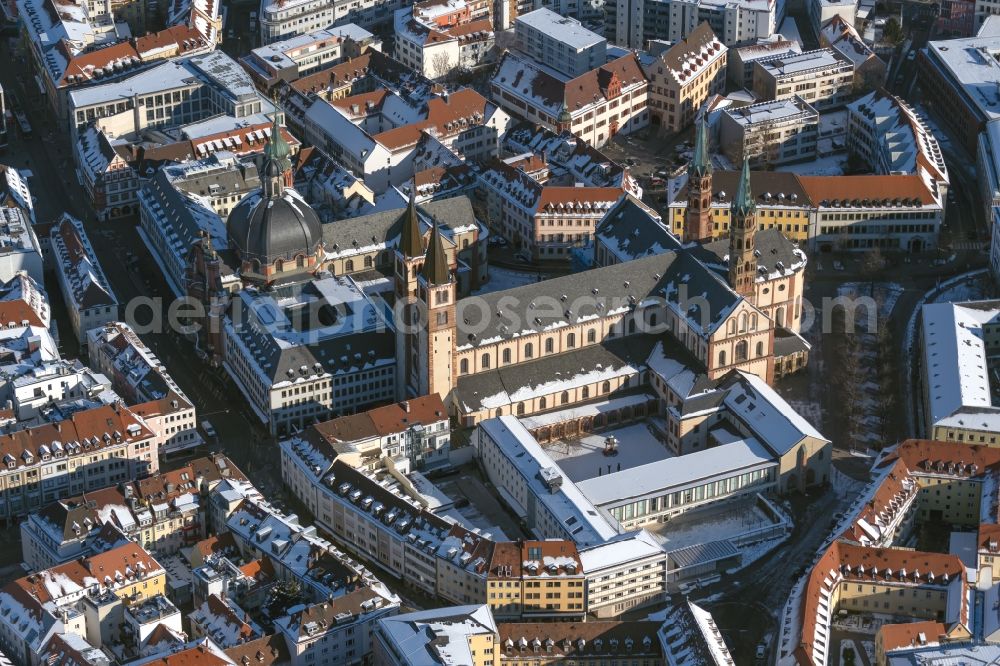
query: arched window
[
  {"left": 296, "top": 255, "right": 305, "bottom": 268},
  {"left": 567, "top": 333, "right": 576, "bottom": 348},
  {"left": 516, "top": 402, "right": 525, "bottom": 415},
  {"left": 602, "top": 380, "right": 611, "bottom": 394},
  {"left": 346, "top": 259, "right": 355, "bottom": 272},
  {"left": 364, "top": 255, "right": 373, "bottom": 268},
  {"left": 481, "top": 353, "right": 491, "bottom": 369},
  {"left": 327, "top": 263, "right": 336, "bottom": 275},
  {"left": 648, "top": 312, "right": 658, "bottom": 327},
  {"left": 739, "top": 313, "right": 748, "bottom": 333},
  {"left": 582, "top": 386, "right": 590, "bottom": 399},
  {"left": 735, "top": 340, "right": 748, "bottom": 362},
  {"left": 561, "top": 391, "right": 570, "bottom": 404},
  {"left": 749, "top": 314, "right": 758, "bottom": 331},
  {"left": 587, "top": 329, "right": 596, "bottom": 343},
  {"left": 545, "top": 338, "right": 554, "bottom": 353},
  {"left": 495, "top": 409, "right": 503, "bottom": 418},
  {"left": 728, "top": 320, "right": 736, "bottom": 335},
  {"left": 525, "top": 343, "right": 534, "bottom": 359},
  {"left": 756, "top": 341, "right": 764, "bottom": 357},
  {"left": 539, "top": 396, "right": 547, "bottom": 410},
  {"left": 460, "top": 358, "right": 469, "bottom": 374},
  {"left": 502, "top": 348, "right": 511, "bottom": 364},
  {"left": 776, "top": 306, "right": 786, "bottom": 328},
  {"left": 718, "top": 350, "right": 727, "bottom": 366},
  {"left": 275, "top": 259, "right": 284, "bottom": 272}
]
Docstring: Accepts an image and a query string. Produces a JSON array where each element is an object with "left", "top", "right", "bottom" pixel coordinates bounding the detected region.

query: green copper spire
[
  {"left": 732, "top": 157, "right": 755, "bottom": 217},
  {"left": 421, "top": 220, "right": 450, "bottom": 285},
  {"left": 689, "top": 118, "right": 712, "bottom": 179},
  {"left": 264, "top": 112, "right": 292, "bottom": 168}
]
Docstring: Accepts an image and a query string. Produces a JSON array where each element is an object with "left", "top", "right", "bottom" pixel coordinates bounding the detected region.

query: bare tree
[{"left": 431, "top": 52, "right": 454, "bottom": 81}]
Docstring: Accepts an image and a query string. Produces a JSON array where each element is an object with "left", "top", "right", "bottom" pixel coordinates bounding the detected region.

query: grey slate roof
[
  {"left": 773, "top": 326, "right": 811, "bottom": 356},
  {"left": 454, "top": 336, "right": 660, "bottom": 413},
  {"left": 457, "top": 251, "right": 743, "bottom": 348},
  {"left": 694, "top": 228, "right": 802, "bottom": 277},
  {"left": 595, "top": 195, "right": 682, "bottom": 261},
  {"left": 321, "top": 196, "right": 475, "bottom": 255}
]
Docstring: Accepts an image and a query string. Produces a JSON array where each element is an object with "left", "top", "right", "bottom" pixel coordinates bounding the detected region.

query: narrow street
[{"left": 0, "top": 36, "right": 287, "bottom": 500}]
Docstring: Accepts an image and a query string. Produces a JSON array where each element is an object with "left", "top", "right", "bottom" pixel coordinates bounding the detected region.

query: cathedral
[{"left": 394, "top": 119, "right": 811, "bottom": 425}]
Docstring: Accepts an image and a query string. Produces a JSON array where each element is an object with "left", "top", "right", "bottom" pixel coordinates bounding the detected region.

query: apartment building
[
  {"left": 258, "top": 0, "right": 405, "bottom": 44},
  {"left": 0, "top": 542, "right": 167, "bottom": 664},
  {"left": 67, "top": 51, "right": 272, "bottom": 143},
  {"left": 486, "top": 541, "right": 586, "bottom": 621},
  {"left": 660, "top": 0, "right": 781, "bottom": 47},
  {"left": 240, "top": 25, "right": 377, "bottom": 92},
  {"left": 0, "top": 207, "right": 43, "bottom": 286},
  {"left": 819, "top": 14, "right": 886, "bottom": 91},
  {"left": 719, "top": 96, "right": 819, "bottom": 166},
  {"left": 478, "top": 158, "right": 625, "bottom": 260},
  {"left": 801, "top": 175, "right": 943, "bottom": 251},
  {"left": 277, "top": 591, "right": 399, "bottom": 665},
  {"left": 643, "top": 22, "right": 727, "bottom": 133},
  {"left": 374, "top": 605, "right": 499, "bottom": 666},
  {"left": 515, "top": 8, "right": 606, "bottom": 78},
  {"left": 21, "top": 454, "right": 244, "bottom": 571},
  {"left": 394, "top": 0, "right": 495, "bottom": 80},
  {"left": 846, "top": 90, "right": 949, "bottom": 195},
  {"left": 50, "top": 215, "right": 118, "bottom": 344},
  {"left": 303, "top": 88, "right": 511, "bottom": 193},
  {"left": 753, "top": 48, "right": 854, "bottom": 110},
  {"left": 74, "top": 125, "right": 139, "bottom": 221},
  {"left": 222, "top": 278, "right": 396, "bottom": 436},
  {"left": 490, "top": 50, "right": 649, "bottom": 148},
  {"left": 88, "top": 321, "right": 201, "bottom": 454},
  {"left": 728, "top": 38, "right": 801, "bottom": 88}
]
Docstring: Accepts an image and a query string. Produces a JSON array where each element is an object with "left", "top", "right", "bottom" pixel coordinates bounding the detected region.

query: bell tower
[
  {"left": 395, "top": 182, "right": 427, "bottom": 399},
  {"left": 415, "top": 220, "right": 456, "bottom": 401},
  {"left": 729, "top": 158, "right": 757, "bottom": 297},
  {"left": 684, "top": 118, "right": 714, "bottom": 244}
]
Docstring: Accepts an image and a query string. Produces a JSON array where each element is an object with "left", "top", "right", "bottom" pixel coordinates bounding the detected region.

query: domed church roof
[{"left": 226, "top": 113, "right": 321, "bottom": 268}]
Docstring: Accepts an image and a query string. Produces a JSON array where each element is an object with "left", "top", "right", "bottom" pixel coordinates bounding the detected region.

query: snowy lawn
[{"left": 544, "top": 422, "right": 672, "bottom": 483}]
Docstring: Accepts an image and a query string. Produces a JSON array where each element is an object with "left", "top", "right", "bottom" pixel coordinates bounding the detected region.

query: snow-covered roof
[
  {"left": 723, "top": 371, "right": 829, "bottom": 453},
  {"left": 575, "top": 436, "right": 776, "bottom": 507},
  {"left": 376, "top": 604, "right": 497, "bottom": 665},
  {"left": 477, "top": 417, "right": 619, "bottom": 546},
  {"left": 515, "top": 8, "right": 605, "bottom": 50},
  {"left": 921, "top": 300, "right": 1000, "bottom": 431}
]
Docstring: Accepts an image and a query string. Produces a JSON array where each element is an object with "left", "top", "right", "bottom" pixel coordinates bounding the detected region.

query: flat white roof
[
  {"left": 575, "top": 437, "right": 776, "bottom": 507},
  {"left": 515, "top": 8, "right": 605, "bottom": 51},
  {"left": 724, "top": 96, "right": 818, "bottom": 126},
  {"left": 925, "top": 36, "right": 1000, "bottom": 122},
  {"left": 759, "top": 48, "right": 849, "bottom": 77},
  {"left": 479, "top": 416, "right": 619, "bottom": 546},
  {"left": 921, "top": 300, "right": 1000, "bottom": 431}
]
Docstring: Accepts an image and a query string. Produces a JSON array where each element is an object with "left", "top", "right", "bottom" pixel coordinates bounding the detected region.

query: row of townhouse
[
  {"left": 280, "top": 421, "right": 674, "bottom": 620},
  {"left": 20, "top": 454, "right": 245, "bottom": 571},
  {"left": 49, "top": 215, "right": 118, "bottom": 346},
  {"left": 302, "top": 87, "right": 511, "bottom": 194},
  {"left": 0, "top": 540, "right": 169, "bottom": 665},
  {"left": 88, "top": 321, "right": 201, "bottom": 455}
]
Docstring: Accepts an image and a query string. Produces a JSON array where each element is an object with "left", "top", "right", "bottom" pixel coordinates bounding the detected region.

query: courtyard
[{"left": 542, "top": 422, "right": 673, "bottom": 483}]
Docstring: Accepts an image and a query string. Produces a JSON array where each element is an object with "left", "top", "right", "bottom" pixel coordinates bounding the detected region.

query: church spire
[
  {"left": 733, "top": 157, "right": 755, "bottom": 217},
  {"left": 421, "top": 220, "right": 450, "bottom": 285},
  {"left": 689, "top": 117, "right": 712, "bottom": 179},
  {"left": 399, "top": 180, "right": 424, "bottom": 258}
]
